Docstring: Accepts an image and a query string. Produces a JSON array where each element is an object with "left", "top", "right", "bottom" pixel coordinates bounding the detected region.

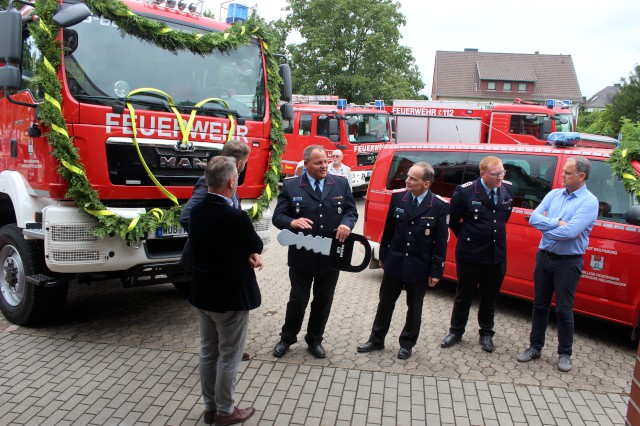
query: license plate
[{"left": 156, "top": 225, "right": 186, "bottom": 238}]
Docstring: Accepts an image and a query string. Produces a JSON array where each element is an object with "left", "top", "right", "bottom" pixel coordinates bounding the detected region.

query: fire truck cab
[
  {"left": 364, "top": 138, "right": 640, "bottom": 334},
  {"left": 281, "top": 98, "right": 394, "bottom": 195}
]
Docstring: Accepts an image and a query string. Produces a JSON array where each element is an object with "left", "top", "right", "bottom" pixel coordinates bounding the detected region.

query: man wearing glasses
[
  {"left": 328, "top": 149, "right": 352, "bottom": 190},
  {"left": 441, "top": 156, "right": 513, "bottom": 353}
]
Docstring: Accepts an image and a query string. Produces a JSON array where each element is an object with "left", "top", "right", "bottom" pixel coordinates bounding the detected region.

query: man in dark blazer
[
  {"left": 189, "top": 156, "right": 263, "bottom": 425},
  {"left": 180, "top": 139, "right": 251, "bottom": 266},
  {"left": 357, "top": 162, "right": 449, "bottom": 360},
  {"left": 441, "top": 156, "right": 513, "bottom": 353},
  {"left": 179, "top": 140, "right": 253, "bottom": 362},
  {"left": 272, "top": 145, "right": 358, "bottom": 359}
]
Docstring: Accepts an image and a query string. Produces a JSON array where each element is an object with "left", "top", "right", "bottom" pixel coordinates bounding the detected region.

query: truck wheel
[
  {"left": 0, "top": 224, "right": 68, "bottom": 325},
  {"left": 172, "top": 281, "right": 191, "bottom": 297}
]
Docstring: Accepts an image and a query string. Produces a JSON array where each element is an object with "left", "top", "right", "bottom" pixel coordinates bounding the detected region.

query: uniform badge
[
  {"left": 295, "top": 204, "right": 301, "bottom": 214},
  {"left": 425, "top": 229, "right": 431, "bottom": 236},
  {"left": 293, "top": 197, "right": 303, "bottom": 202},
  {"left": 338, "top": 207, "right": 342, "bottom": 214},
  {"left": 474, "top": 214, "right": 478, "bottom": 220}
]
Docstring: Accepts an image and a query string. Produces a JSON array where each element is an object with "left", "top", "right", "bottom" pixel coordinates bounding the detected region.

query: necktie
[
  {"left": 489, "top": 189, "right": 495, "bottom": 207},
  {"left": 411, "top": 196, "right": 418, "bottom": 211},
  {"left": 314, "top": 180, "right": 322, "bottom": 197}
]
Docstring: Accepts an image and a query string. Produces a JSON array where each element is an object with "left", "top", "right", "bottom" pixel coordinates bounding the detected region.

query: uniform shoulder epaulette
[
  {"left": 502, "top": 179, "right": 513, "bottom": 185},
  {"left": 435, "top": 194, "right": 449, "bottom": 203},
  {"left": 460, "top": 181, "right": 473, "bottom": 188}
]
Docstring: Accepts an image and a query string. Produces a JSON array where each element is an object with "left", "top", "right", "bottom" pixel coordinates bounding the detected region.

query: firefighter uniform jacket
[
  {"left": 379, "top": 190, "right": 450, "bottom": 283},
  {"left": 273, "top": 173, "right": 358, "bottom": 273},
  {"left": 449, "top": 178, "right": 514, "bottom": 264}
]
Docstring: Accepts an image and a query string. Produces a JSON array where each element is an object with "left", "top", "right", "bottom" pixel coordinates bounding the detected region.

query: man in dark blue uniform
[
  {"left": 272, "top": 145, "right": 358, "bottom": 359},
  {"left": 357, "top": 162, "right": 449, "bottom": 360},
  {"left": 441, "top": 156, "right": 513, "bottom": 353}
]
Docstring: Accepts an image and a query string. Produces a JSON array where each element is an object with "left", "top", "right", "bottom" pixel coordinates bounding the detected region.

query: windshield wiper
[
  {"left": 195, "top": 105, "right": 245, "bottom": 124},
  {"left": 74, "top": 94, "right": 173, "bottom": 114}
]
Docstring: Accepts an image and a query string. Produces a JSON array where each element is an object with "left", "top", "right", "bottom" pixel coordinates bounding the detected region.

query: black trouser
[
  {"left": 530, "top": 250, "right": 582, "bottom": 356},
  {"left": 369, "top": 273, "right": 428, "bottom": 349},
  {"left": 449, "top": 261, "right": 506, "bottom": 337},
  {"left": 280, "top": 268, "right": 340, "bottom": 346}
]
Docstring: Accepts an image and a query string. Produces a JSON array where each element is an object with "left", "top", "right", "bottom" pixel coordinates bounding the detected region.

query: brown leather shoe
[
  {"left": 214, "top": 406, "right": 255, "bottom": 425},
  {"left": 203, "top": 409, "right": 216, "bottom": 424},
  {"left": 242, "top": 352, "right": 251, "bottom": 361}
]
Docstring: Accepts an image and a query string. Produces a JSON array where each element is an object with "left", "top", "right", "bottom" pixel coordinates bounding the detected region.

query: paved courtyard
[{"left": 0, "top": 199, "right": 633, "bottom": 424}]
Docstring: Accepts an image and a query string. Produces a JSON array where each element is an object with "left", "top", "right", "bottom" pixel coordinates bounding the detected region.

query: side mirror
[
  {"left": 278, "top": 63, "right": 292, "bottom": 102},
  {"left": 328, "top": 118, "right": 339, "bottom": 135},
  {"left": 541, "top": 120, "right": 552, "bottom": 140},
  {"left": 390, "top": 117, "right": 396, "bottom": 133},
  {"left": 280, "top": 103, "right": 293, "bottom": 121},
  {"left": 53, "top": 3, "right": 91, "bottom": 28},
  {"left": 0, "top": 8, "right": 23, "bottom": 91},
  {"left": 626, "top": 205, "right": 640, "bottom": 226}
]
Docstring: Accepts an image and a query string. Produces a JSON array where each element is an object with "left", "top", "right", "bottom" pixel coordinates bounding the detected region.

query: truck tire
[
  {"left": 172, "top": 281, "right": 190, "bottom": 297},
  {"left": 0, "top": 224, "right": 68, "bottom": 325}
]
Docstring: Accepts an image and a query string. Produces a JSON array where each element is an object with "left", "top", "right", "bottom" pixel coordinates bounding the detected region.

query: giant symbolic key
[{"left": 277, "top": 229, "right": 372, "bottom": 272}]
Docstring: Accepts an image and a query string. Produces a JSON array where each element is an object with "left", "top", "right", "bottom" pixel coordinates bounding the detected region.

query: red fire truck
[
  {"left": 0, "top": 0, "right": 292, "bottom": 324},
  {"left": 281, "top": 97, "right": 394, "bottom": 195},
  {"left": 390, "top": 99, "right": 617, "bottom": 147}
]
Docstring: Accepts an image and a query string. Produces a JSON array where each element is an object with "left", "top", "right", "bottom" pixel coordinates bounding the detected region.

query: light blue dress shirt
[
  {"left": 480, "top": 179, "right": 497, "bottom": 205},
  {"left": 528, "top": 185, "right": 599, "bottom": 255},
  {"left": 307, "top": 175, "right": 324, "bottom": 192}
]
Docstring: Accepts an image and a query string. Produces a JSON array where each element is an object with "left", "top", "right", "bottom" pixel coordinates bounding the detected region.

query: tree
[
  {"left": 282, "top": 0, "right": 423, "bottom": 104},
  {"left": 605, "top": 64, "right": 640, "bottom": 134}
]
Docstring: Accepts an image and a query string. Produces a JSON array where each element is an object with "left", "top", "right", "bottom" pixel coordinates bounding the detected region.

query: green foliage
[
  {"left": 608, "top": 118, "right": 640, "bottom": 201},
  {"left": 604, "top": 65, "right": 640, "bottom": 134},
  {"left": 282, "top": 0, "right": 423, "bottom": 104},
  {"left": 576, "top": 110, "right": 617, "bottom": 137},
  {"left": 29, "top": 0, "right": 285, "bottom": 241}
]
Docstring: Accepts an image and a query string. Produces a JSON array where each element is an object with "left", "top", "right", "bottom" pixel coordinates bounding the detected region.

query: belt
[{"left": 540, "top": 250, "right": 582, "bottom": 260}]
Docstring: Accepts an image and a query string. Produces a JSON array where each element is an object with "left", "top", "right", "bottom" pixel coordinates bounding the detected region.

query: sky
[{"left": 211, "top": 0, "right": 640, "bottom": 99}]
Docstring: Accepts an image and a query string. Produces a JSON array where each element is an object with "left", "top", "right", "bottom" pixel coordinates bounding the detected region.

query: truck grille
[
  {"left": 106, "top": 139, "right": 221, "bottom": 186},
  {"left": 46, "top": 224, "right": 107, "bottom": 265},
  {"left": 357, "top": 152, "right": 378, "bottom": 167}
]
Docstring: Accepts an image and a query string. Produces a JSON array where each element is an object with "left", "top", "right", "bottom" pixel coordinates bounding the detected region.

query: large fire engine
[
  {"left": 0, "top": 0, "right": 292, "bottom": 324},
  {"left": 281, "top": 97, "right": 394, "bottom": 195},
  {"left": 391, "top": 99, "right": 618, "bottom": 147}
]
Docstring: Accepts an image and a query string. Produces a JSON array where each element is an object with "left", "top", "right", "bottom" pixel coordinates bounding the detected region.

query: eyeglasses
[{"left": 488, "top": 170, "right": 506, "bottom": 177}]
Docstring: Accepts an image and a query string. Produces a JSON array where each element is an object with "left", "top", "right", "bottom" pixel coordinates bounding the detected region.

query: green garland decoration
[
  {"left": 608, "top": 147, "right": 640, "bottom": 201},
  {"left": 29, "top": 0, "right": 285, "bottom": 241}
]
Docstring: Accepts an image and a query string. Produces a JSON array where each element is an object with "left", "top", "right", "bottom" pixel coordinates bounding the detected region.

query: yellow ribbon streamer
[
  {"left": 623, "top": 173, "right": 638, "bottom": 181},
  {"left": 149, "top": 208, "right": 165, "bottom": 223},
  {"left": 251, "top": 203, "right": 258, "bottom": 217},
  {"left": 45, "top": 93, "right": 61, "bottom": 111},
  {"left": 85, "top": 209, "right": 115, "bottom": 217},
  {"left": 127, "top": 216, "right": 140, "bottom": 232},
  {"left": 125, "top": 88, "right": 180, "bottom": 206},
  {"left": 272, "top": 165, "right": 279, "bottom": 175},
  {"left": 61, "top": 159, "right": 84, "bottom": 175},
  {"left": 193, "top": 97, "right": 236, "bottom": 142},
  {"left": 622, "top": 149, "right": 628, "bottom": 158},
  {"left": 265, "top": 184, "right": 271, "bottom": 200},
  {"left": 38, "top": 19, "right": 50, "bottom": 34},
  {"left": 50, "top": 123, "right": 68, "bottom": 138},
  {"left": 44, "top": 57, "right": 56, "bottom": 74}
]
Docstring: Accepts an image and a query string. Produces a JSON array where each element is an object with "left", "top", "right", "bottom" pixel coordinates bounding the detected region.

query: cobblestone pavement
[{"left": 0, "top": 199, "right": 633, "bottom": 424}]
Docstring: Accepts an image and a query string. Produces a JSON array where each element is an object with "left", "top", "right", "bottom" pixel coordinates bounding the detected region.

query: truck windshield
[
  {"left": 63, "top": 15, "right": 265, "bottom": 120},
  {"left": 555, "top": 114, "right": 574, "bottom": 132},
  {"left": 346, "top": 113, "right": 390, "bottom": 143}
]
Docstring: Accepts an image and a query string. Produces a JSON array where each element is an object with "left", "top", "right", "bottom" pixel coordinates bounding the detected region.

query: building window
[
  {"left": 503, "top": 82, "right": 512, "bottom": 91},
  {"left": 518, "top": 83, "right": 527, "bottom": 92},
  {"left": 487, "top": 81, "right": 496, "bottom": 91}
]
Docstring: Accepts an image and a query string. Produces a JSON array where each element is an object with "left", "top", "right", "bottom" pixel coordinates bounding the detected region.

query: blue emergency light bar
[
  {"left": 337, "top": 99, "right": 347, "bottom": 110},
  {"left": 547, "top": 132, "right": 580, "bottom": 147},
  {"left": 375, "top": 100, "right": 384, "bottom": 110}
]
